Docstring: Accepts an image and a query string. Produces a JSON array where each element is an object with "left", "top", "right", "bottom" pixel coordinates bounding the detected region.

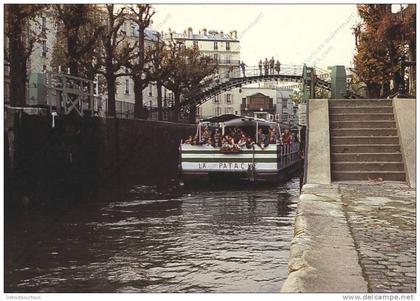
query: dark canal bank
[{"left": 5, "top": 178, "right": 299, "bottom": 293}]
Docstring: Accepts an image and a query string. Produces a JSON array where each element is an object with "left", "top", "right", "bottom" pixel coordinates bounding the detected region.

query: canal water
[{"left": 5, "top": 178, "right": 299, "bottom": 293}]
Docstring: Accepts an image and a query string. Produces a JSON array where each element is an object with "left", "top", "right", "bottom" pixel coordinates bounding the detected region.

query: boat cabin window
[{"left": 183, "top": 116, "right": 287, "bottom": 149}]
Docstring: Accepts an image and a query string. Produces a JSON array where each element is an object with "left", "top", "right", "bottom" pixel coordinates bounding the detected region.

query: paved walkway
[
  {"left": 282, "top": 182, "right": 416, "bottom": 293},
  {"left": 340, "top": 182, "right": 416, "bottom": 293},
  {"left": 281, "top": 184, "right": 368, "bottom": 292}
]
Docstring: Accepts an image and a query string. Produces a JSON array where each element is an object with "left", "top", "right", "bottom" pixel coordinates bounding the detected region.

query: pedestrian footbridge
[{"left": 192, "top": 65, "right": 364, "bottom": 104}]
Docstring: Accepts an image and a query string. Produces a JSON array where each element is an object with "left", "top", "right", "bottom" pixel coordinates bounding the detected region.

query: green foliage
[
  {"left": 52, "top": 4, "right": 105, "bottom": 78},
  {"left": 353, "top": 4, "right": 416, "bottom": 97},
  {"left": 290, "top": 86, "right": 303, "bottom": 105}
]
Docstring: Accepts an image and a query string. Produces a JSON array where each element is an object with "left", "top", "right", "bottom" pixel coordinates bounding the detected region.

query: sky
[{"left": 151, "top": 4, "right": 361, "bottom": 69}]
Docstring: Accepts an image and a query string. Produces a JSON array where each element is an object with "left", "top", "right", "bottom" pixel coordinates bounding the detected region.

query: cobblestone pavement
[{"left": 339, "top": 182, "right": 416, "bottom": 293}]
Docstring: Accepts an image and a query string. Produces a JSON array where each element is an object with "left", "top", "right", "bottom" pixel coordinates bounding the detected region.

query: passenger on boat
[
  {"left": 185, "top": 135, "right": 193, "bottom": 144},
  {"left": 238, "top": 134, "right": 247, "bottom": 147},
  {"left": 282, "top": 129, "right": 292, "bottom": 144},
  {"left": 246, "top": 137, "right": 255, "bottom": 149},
  {"left": 233, "top": 128, "right": 242, "bottom": 144},
  {"left": 202, "top": 126, "right": 211, "bottom": 141},
  {"left": 221, "top": 137, "right": 230, "bottom": 147},
  {"left": 268, "top": 128, "right": 277, "bottom": 144},
  {"left": 257, "top": 128, "right": 268, "bottom": 148}
]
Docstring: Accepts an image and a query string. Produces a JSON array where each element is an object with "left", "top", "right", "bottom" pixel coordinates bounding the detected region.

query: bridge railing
[
  {"left": 198, "top": 64, "right": 304, "bottom": 95},
  {"left": 279, "top": 142, "right": 300, "bottom": 169},
  {"left": 216, "top": 64, "right": 303, "bottom": 82}
]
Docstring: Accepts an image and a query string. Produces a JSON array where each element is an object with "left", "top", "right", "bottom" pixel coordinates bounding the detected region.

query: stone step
[
  {"left": 331, "top": 136, "right": 400, "bottom": 145},
  {"left": 329, "top": 106, "right": 394, "bottom": 114},
  {"left": 329, "top": 113, "right": 395, "bottom": 121},
  {"left": 330, "top": 128, "right": 398, "bottom": 137},
  {"left": 332, "top": 171, "right": 406, "bottom": 181},
  {"left": 329, "top": 99, "right": 392, "bottom": 107},
  {"left": 330, "top": 120, "right": 396, "bottom": 129},
  {"left": 332, "top": 162, "right": 405, "bottom": 172},
  {"left": 331, "top": 153, "right": 403, "bottom": 162},
  {"left": 332, "top": 144, "right": 401, "bottom": 153}
]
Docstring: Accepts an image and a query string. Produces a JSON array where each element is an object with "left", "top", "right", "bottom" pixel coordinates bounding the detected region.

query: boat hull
[{"left": 180, "top": 143, "right": 301, "bottom": 182}]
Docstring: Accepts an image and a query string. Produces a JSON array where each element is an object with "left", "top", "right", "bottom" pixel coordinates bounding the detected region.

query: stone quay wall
[{"left": 4, "top": 108, "right": 195, "bottom": 207}]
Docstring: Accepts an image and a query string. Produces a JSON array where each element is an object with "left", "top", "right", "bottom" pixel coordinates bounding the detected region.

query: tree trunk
[
  {"left": 106, "top": 76, "right": 116, "bottom": 117},
  {"left": 67, "top": 33, "right": 79, "bottom": 76},
  {"left": 8, "top": 9, "right": 27, "bottom": 107},
  {"left": 408, "top": 41, "right": 416, "bottom": 96},
  {"left": 134, "top": 78, "right": 144, "bottom": 119},
  {"left": 382, "top": 81, "right": 390, "bottom": 97},
  {"left": 172, "top": 91, "right": 181, "bottom": 122},
  {"left": 157, "top": 81, "right": 163, "bottom": 120},
  {"left": 188, "top": 104, "right": 197, "bottom": 124},
  {"left": 388, "top": 43, "right": 401, "bottom": 92},
  {"left": 367, "top": 83, "right": 381, "bottom": 98},
  {"left": 9, "top": 39, "right": 27, "bottom": 107}
]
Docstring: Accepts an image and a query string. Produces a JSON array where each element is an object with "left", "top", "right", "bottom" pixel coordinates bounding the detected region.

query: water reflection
[{"left": 5, "top": 178, "right": 299, "bottom": 293}]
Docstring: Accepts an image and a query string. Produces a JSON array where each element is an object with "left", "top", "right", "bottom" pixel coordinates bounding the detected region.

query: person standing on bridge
[
  {"left": 258, "top": 60, "right": 263, "bottom": 76},
  {"left": 275, "top": 60, "right": 281, "bottom": 75},
  {"left": 264, "top": 58, "right": 269, "bottom": 76},
  {"left": 269, "top": 57, "right": 275, "bottom": 75},
  {"left": 239, "top": 61, "right": 247, "bottom": 77}
]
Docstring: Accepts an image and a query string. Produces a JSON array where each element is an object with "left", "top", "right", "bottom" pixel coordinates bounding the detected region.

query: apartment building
[{"left": 168, "top": 28, "right": 241, "bottom": 120}]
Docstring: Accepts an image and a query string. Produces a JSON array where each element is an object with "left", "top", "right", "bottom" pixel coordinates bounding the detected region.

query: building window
[
  {"left": 213, "top": 53, "right": 218, "bottom": 63},
  {"left": 225, "top": 94, "right": 232, "bottom": 104},
  {"left": 125, "top": 79, "right": 130, "bottom": 94},
  {"left": 41, "top": 16, "right": 47, "bottom": 33},
  {"left": 213, "top": 95, "right": 219, "bottom": 103},
  {"left": 214, "top": 107, "right": 222, "bottom": 115},
  {"left": 226, "top": 42, "right": 230, "bottom": 50},
  {"left": 193, "top": 40, "right": 198, "bottom": 48},
  {"left": 131, "top": 25, "right": 136, "bottom": 36},
  {"left": 148, "top": 83, "right": 153, "bottom": 96},
  {"left": 214, "top": 41, "right": 218, "bottom": 50},
  {"left": 42, "top": 40, "right": 47, "bottom": 57},
  {"left": 224, "top": 107, "right": 233, "bottom": 114}
]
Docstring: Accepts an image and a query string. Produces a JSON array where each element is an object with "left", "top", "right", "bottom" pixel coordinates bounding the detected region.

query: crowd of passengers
[{"left": 184, "top": 127, "right": 298, "bottom": 148}]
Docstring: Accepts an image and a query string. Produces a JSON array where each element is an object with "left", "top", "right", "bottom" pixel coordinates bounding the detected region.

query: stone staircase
[{"left": 329, "top": 99, "right": 406, "bottom": 182}]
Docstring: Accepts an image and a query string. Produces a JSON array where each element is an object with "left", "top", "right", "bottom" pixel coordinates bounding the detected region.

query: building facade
[
  {"left": 230, "top": 86, "right": 296, "bottom": 124},
  {"left": 168, "top": 28, "right": 241, "bottom": 120},
  {"left": 240, "top": 92, "right": 276, "bottom": 119}
]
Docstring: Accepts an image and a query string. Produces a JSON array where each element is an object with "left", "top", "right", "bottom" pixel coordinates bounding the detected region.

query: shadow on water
[{"left": 5, "top": 177, "right": 300, "bottom": 293}]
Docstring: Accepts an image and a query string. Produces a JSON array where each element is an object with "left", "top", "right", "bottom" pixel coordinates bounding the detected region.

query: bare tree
[
  {"left": 54, "top": 4, "right": 104, "bottom": 77},
  {"left": 126, "top": 4, "right": 155, "bottom": 119},
  {"left": 5, "top": 4, "right": 47, "bottom": 106},
  {"left": 149, "top": 32, "right": 169, "bottom": 120},
  {"left": 96, "top": 4, "right": 137, "bottom": 117},
  {"left": 163, "top": 36, "right": 217, "bottom": 122}
]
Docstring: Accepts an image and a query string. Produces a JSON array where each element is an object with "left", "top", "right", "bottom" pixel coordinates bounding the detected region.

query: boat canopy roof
[
  {"left": 223, "top": 117, "right": 277, "bottom": 128},
  {"left": 201, "top": 114, "right": 242, "bottom": 123}
]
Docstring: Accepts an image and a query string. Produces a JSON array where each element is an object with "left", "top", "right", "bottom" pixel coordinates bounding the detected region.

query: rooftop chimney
[
  {"left": 187, "top": 27, "right": 193, "bottom": 38},
  {"left": 202, "top": 28, "right": 207, "bottom": 36},
  {"left": 230, "top": 30, "right": 237, "bottom": 39}
]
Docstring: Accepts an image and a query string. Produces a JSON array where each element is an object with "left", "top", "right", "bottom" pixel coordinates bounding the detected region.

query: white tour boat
[{"left": 179, "top": 114, "right": 301, "bottom": 182}]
